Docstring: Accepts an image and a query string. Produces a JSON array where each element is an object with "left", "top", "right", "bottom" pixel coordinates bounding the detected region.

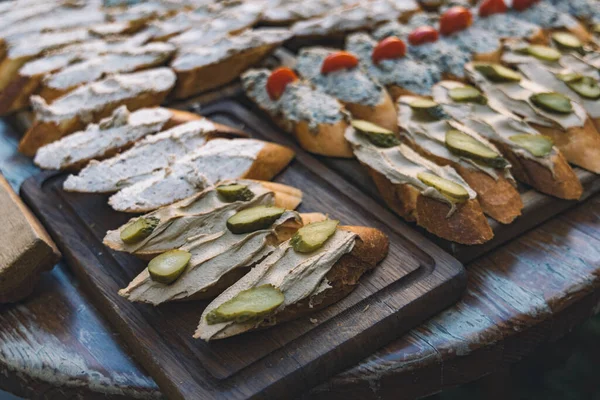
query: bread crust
[
  {"left": 253, "top": 180, "right": 303, "bottom": 210},
  {"left": 241, "top": 142, "right": 295, "bottom": 181},
  {"left": 19, "top": 89, "right": 171, "bottom": 157},
  {"left": 344, "top": 90, "right": 398, "bottom": 134},
  {"left": 364, "top": 165, "right": 493, "bottom": 244},
  {"left": 171, "top": 43, "right": 281, "bottom": 100},
  {"left": 532, "top": 118, "right": 600, "bottom": 174},
  {"left": 0, "top": 73, "right": 41, "bottom": 116}
]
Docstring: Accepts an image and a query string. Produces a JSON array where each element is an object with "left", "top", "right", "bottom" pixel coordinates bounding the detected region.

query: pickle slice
[
  {"left": 448, "top": 86, "right": 487, "bottom": 104},
  {"left": 206, "top": 284, "right": 284, "bottom": 325},
  {"left": 148, "top": 249, "right": 191, "bottom": 285},
  {"left": 556, "top": 72, "right": 583, "bottom": 83},
  {"left": 526, "top": 45, "right": 561, "bottom": 62},
  {"left": 290, "top": 219, "right": 339, "bottom": 253},
  {"left": 445, "top": 129, "right": 508, "bottom": 168},
  {"left": 216, "top": 183, "right": 255, "bottom": 202},
  {"left": 417, "top": 172, "right": 469, "bottom": 203},
  {"left": 226, "top": 206, "right": 285, "bottom": 234},
  {"left": 120, "top": 217, "right": 159, "bottom": 244},
  {"left": 474, "top": 63, "right": 521, "bottom": 82},
  {"left": 566, "top": 76, "right": 600, "bottom": 100},
  {"left": 351, "top": 119, "right": 399, "bottom": 148},
  {"left": 509, "top": 134, "right": 553, "bottom": 157},
  {"left": 530, "top": 92, "right": 573, "bottom": 114},
  {"left": 409, "top": 98, "right": 446, "bottom": 120},
  {"left": 552, "top": 32, "right": 583, "bottom": 52}
]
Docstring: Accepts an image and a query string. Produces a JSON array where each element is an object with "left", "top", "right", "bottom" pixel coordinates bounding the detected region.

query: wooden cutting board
[{"left": 21, "top": 100, "right": 466, "bottom": 400}]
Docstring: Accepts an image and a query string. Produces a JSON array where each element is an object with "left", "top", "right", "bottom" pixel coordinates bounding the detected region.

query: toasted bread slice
[
  {"left": 243, "top": 68, "right": 354, "bottom": 158},
  {"left": 195, "top": 225, "right": 388, "bottom": 340},
  {"left": 170, "top": 28, "right": 291, "bottom": 99},
  {"left": 20, "top": 68, "right": 176, "bottom": 157}
]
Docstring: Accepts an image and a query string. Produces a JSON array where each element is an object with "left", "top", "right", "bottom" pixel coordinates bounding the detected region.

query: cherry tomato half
[
  {"left": 372, "top": 36, "right": 407, "bottom": 64},
  {"left": 479, "top": 0, "right": 507, "bottom": 17},
  {"left": 512, "top": 0, "right": 539, "bottom": 12},
  {"left": 440, "top": 6, "right": 473, "bottom": 36},
  {"left": 321, "top": 51, "right": 359, "bottom": 74},
  {"left": 266, "top": 67, "right": 298, "bottom": 101},
  {"left": 408, "top": 26, "right": 439, "bottom": 46}
]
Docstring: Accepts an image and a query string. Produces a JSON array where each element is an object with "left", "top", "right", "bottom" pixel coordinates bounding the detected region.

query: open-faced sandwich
[
  {"left": 346, "top": 33, "right": 441, "bottom": 99},
  {"left": 432, "top": 80, "right": 583, "bottom": 200},
  {"left": 242, "top": 67, "right": 353, "bottom": 158},
  {"left": 501, "top": 40, "right": 600, "bottom": 131},
  {"left": 19, "top": 67, "right": 177, "bottom": 157},
  {"left": 472, "top": 0, "right": 546, "bottom": 43},
  {"left": 295, "top": 47, "right": 397, "bottom": 132},
  {"left": 465, "top": 61, "right": 600, "bottom": 173},
  {"left": 345, "top": 127, "right": 493, "bottom": 245},
  {"left": 261, "top": 0, "right": 357, "bottom": 26},
  {"left": 196, "top": 219, "right": 388, "bottom": 340},
  {"left": 397, "top": 95, "right": 523, "bottom": 224},
  {"left": 170, "top": 28, "right": 292, "bottom": 99}
]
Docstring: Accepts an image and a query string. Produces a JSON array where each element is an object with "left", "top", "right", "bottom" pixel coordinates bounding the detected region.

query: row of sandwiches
[{"left": 242, "top": 0, "right": 600, "bottom": 245}]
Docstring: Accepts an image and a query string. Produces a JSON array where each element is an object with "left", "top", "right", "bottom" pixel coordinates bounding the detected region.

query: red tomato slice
[
  {"left": 479, "top": 0, "right": 507, "bottom": 17},
  {"left": 321, "top": 51, "right": 359, "bottom": 74},
  {"left": 440, "top": 6, "right": 473, "bottom": 36},
  {"left": 408, "top": 26, "right": 439, "bottom": 46},
  {"left": 266, "top": 67, "right": 298, "bottom": 101},
  {"left": 372, "top": 36, "right": 407, "bottom": 64},
  {"left": 512, "top": 0, "right": 539, "bottom": 11}
]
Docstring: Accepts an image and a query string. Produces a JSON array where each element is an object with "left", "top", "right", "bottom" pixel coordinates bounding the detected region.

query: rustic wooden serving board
[{"left": 21, "top": 100, "right": 466, "bottom": 400}]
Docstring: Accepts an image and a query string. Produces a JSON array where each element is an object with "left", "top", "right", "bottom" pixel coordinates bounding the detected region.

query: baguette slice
[
  {"left": 170, "top": 28, "right": 292, "bottom": 99},
  {"left": 261, "top": 0, "right": 357, "bottom": 26},
  {"left": 119, "top": 210, "right": 304, "bottom": 304},
  {"left": 296, "top": 47, "right": 398, "bottom": 133},
  {"left": 433, "top": 80, "right": 583, "bottom": 200},
  {"left": 104, "top": 179, "right": 303, "bottom": 258},
  {"left": 242, "top": 68, "right": 353, "bottom": 158},
  {"left": 107, "top": 139, "right": 294, "bottom": 213},
  {"left": 38, "top": 42, "right": 176, "bottom": 103},
  {"left": 195, "top": 225, "right": 389, "bottom": 340},
  {"left": 346, "top": 130, "right": 493, "bottom": 245},
  {"left": 472, "top": 12, "right": 547, "bottom": 44},
  {"left": 20, "top": 67, "right": 177, "bottom": 157},
  {"left": 465, "top": 62, "right": 600, "bottom": 174}
]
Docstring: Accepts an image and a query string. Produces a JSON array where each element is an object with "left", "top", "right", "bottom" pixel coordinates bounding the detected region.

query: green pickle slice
[
  {"left": 509, "top": 134, "right": 553, "bottom": 157},
  {"left": 206, "top": 284, "right": 284, "bottom": 325},
  {"left": 556, "top": 72, "right": 583, "bottom": 83},
  {"left": 216, "top": 183, "right": 255, "bottom": 202},
  {"left": 148, "top": 249, "right": 191, "bottom": 285},
  {"left": 551, "top": 32, "right": 583, "bottom": 52},
  {"left": 526, "top": 45, "right": 561, "bottom": 62},
  {"left": 226, "top": 206, "right": 285, "bottom": 234},
  {"left": 566, "top": 76, "right": 600, "bottom": 100},
  {"left": 120, "top": 217, "right": 159, "bottom": 244},
  {"left": 409, "top": 98, "right": 446, "bottom": 120},
  {"left": 351, "top": 119, "right": 399, "bottom": 148},
  {"left": 417, "top": 172, "right": 469, "bottom": 203},
  {"left": 290, "top": 219, "right": 339, "bottom": 253},
  {"left": 448, "top": 86, "right": 487, "bottom": 104},
  {"left": 445, "top": 129, "right": 508, "bottom": 168},
  {"left": 530, "top": 92, "right": 573, "bottom": 114},
  {"left": 474, "top": 63, "right": 521, "bottom": 82}
]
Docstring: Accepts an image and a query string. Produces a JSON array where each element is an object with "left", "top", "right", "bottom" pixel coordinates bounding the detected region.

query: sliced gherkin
[
  {"left": 120, "top": 217, "right": 159, "bottom": 244},
  {"left": 226, "top": 206, "right": 285, "bottom": 234},
  {"left": 148, "top": 249, "right": 191, "bottom": 285},
  {"left": 417, "top": 172, "right": 469, "bottom": 203},
  {"left": 448, "top": 86, "right": 487, "bottom": 104},
  {"left": 556, "top": 72, "right": 583, "bottom": 83},
  {"left": 525, "top": 45, "right": 561, "bottom": 62},
  {"left": 474, "top": 63, "right": 522, "bottom": 82},
  {"left": 206, "top": 284, "right": 284, "bottom": 325},
  {"left": 530, "top": 92, "right": 573, "bottom": 114},
  {"left": 566, "top": 76, "right": 600, "bottom": 100},
  {"left": 551, "top": 32, "right": 583, "bottom": 52},
  {"left": 351, "top": 119, "right": 400, "bottom": 148},
  {"left": 409, "top": 98, "right": 446, "bottom": 120},
  {"left": 216, "top": 183, "right": 255, "bottom": 202},
  {"left": 509, "top": 134, "right": 554, "bottom": 157},
  {"left": 290, "top": 219, "right": 339, "bottom": 253},
  {"left": 445, "top": 129, "right": 508, "bottom": 168}
]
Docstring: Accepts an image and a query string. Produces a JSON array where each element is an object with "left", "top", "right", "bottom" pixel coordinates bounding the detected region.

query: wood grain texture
[{"left": 20, "top": 101, "right": 465, "bottom": 399}]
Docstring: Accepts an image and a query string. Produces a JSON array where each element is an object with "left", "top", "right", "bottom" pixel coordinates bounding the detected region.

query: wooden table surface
[{"left": 0, "top": 117, "right": 599, "bottom": 400}]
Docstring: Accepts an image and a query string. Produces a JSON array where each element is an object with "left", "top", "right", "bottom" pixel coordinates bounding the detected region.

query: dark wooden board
[
  {"left": 229, "top": 97, "right": 600, "bottom": 264},
  {"left": 21, "top": 99, "right": 466, "bottom": 400}
]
